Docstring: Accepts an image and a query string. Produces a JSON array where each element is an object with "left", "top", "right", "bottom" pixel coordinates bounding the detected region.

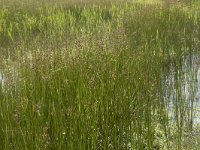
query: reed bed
[{"left": 0, "top": 0, "right": 200, "bottom": 149}]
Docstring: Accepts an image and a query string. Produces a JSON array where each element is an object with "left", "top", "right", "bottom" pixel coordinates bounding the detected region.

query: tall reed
[{"left": 0, "top": 0, "right": 199, "bottom": 149}]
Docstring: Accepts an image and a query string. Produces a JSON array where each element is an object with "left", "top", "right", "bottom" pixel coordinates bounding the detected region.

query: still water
[{"left": 164, "top": 54, "right": 200, "bottom": 125}]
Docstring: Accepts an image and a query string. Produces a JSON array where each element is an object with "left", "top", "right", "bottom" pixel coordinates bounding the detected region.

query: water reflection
[
  {"left": 0, "top": 72, "right": 3, "bottom": 84},
  {"left": 164, "top": 54, "right": 200, "bottom": 125}
]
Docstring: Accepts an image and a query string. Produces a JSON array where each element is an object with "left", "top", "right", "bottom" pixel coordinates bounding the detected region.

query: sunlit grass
[{"left": 0, "top": 0, "right": 199, "bottom": 149}]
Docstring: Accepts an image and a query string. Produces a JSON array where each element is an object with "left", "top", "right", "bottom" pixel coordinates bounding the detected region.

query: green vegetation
[{"left": 0, "top": 0, "right": 200, "bottom": 149}]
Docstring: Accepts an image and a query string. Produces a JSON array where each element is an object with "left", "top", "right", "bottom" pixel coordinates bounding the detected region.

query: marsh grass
[{"left": 0, "top": 0, "right": 200, "bottom": 149}]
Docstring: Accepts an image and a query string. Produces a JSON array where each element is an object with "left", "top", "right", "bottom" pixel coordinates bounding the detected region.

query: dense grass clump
[{"left": 0, "top": 0, "right": 200, "bottom": 149}]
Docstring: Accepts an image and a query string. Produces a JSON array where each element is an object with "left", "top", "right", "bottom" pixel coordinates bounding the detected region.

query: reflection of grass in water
[
  {"left": 161, "top": 54, "right": 200, "bottom": 149},
  {"left": 0, "top": 73, "right": 3, "bottom": 83},
  {"left": 0, "top": 0, "right": 199, "bottom": 149}
]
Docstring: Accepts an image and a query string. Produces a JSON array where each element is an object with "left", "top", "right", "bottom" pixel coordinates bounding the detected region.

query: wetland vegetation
[{"left": 0, "top": 0, "right": 200, "bottom": 149}]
